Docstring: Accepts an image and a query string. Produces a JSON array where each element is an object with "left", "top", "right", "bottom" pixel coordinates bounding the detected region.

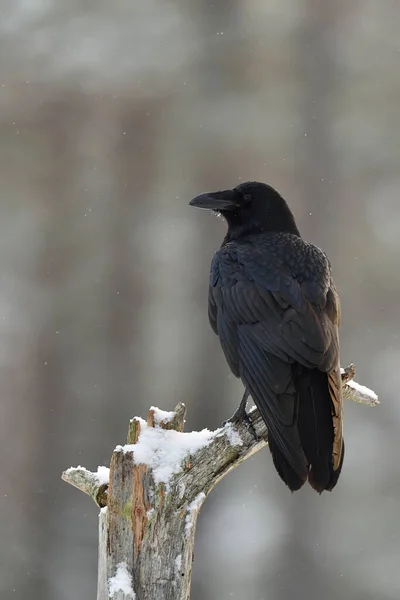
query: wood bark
[{"left": 62, "top": 364, "right": 378, "bottom": 600}]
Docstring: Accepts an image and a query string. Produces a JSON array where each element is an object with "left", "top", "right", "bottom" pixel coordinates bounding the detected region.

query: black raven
[{"left": 189, "top": 181, "right": 344, "bottom": 492}]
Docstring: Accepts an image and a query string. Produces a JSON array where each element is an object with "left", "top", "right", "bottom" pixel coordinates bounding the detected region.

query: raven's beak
[{"left": 189, "top": 189, "right": 240, "bottom": 211}]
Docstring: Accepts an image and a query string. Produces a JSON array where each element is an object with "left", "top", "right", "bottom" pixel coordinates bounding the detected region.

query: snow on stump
[{"left": 62, "top": 365, "right": 379, "bottom": 600}]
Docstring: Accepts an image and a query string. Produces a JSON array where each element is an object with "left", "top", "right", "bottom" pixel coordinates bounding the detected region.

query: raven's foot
[{"left": 223, "top": 391, "right": 259, "bottom": 442}]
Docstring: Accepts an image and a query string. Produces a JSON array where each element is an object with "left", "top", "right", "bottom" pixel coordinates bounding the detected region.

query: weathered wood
[
  {"left": 62, "top": 466, "right": 108, "bottom": 507},
  {"left": 62, "top": 365, "right": 379, "bottom": 600},
  {"left": 97, "top": 508, "right": 108, "bottom": 599},
  {"left": 107, "top": 448, "right": 136, "bottom": 599}
]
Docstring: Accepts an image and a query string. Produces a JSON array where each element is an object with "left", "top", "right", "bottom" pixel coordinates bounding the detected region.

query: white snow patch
[
  {"left": 224, "top": 423, "right": 244, "bottom": 447},
  {"left": 346, "top": 380, "right": 379, "bottom": 404},
  {"left": 120, "top": 424, "right": 215, "bottom": 489},
  {"left": 146, "top": 508, "right": 155, "bottom": 519},
  {"left": 64, "top": 465, "right": 110, "bottom": 485},
  {"left": 65, "top": 465, "right": 84, "bottom": 475},
  {"left": 65, "top": 464, "right": 89, "bottom": 476},
  {"left": 150, "top": 406, "right": 176, "bottom": 425},
  {"left": 185, "top": 493, "right": 206, "bottom": 536},
  {"left": 100, "top": 506, "right": 108, "bottom": 516},
  {"left": 95, "top": 465, "right": 110, "bottom": 485},
  {"left": 174, "top": 554, "right": 182, "bottom": 577},
  {"left": 108, "top": 562, "right": 135, "bottom": 599}
]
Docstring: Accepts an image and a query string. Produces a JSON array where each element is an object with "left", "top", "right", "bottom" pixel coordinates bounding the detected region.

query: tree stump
[{"left": 62, "top": 364, "right": 379, "bottom": 600}]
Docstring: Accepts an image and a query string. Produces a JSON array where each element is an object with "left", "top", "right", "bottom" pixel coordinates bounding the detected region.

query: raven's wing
[
  {"left": 210, "top": 241, "right": 339, "bottom": 372},
  {"left": 209, "top": 240, "right": 342, "bottom": 488}
]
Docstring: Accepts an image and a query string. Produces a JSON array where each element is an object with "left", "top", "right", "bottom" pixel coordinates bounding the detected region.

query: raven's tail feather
[
  {"left": 265, "top": 366, "right": 344, "bottom": 493},
  {"left": 268, "top": 433, "right": 307, "bottom": 491},
  {"left": 237, "top": 335, "right": 343, "bottom": 492},
  {"left": 295, "top": 365, "right": 344, "bottom": 493}
]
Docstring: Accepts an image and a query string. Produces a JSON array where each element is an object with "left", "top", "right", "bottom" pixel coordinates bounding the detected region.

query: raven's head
[{"left": 189, "top": 181, "right": 300, "bottom": 240}]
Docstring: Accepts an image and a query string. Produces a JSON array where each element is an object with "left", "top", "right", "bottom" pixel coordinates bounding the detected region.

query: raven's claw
[{"left": 223, "top": 390, "right": 259, "bottom": 442}]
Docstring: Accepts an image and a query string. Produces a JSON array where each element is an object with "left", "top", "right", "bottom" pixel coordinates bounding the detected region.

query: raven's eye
[{"left": 243, "top": 193, "right": 252, "bottom": 203}]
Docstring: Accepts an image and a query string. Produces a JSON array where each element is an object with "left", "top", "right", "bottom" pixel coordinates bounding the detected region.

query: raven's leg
[
  {"left": 223, "top": 390, "right": 259, "bottom": 441},
  {"left": 226, "top": 389, "right": 250, "bottom": 424}
]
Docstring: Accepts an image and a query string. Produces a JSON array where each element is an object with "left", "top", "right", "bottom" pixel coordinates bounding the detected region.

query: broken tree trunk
[{"left": 62, "top": 364, "right": 379, "bottom": 600}]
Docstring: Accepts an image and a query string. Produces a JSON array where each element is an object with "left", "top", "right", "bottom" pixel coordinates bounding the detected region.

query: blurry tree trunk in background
[
  {"left": 34, "top": 96, "right": 129, "bottom": 598},
  {"left": 6, "top": 91, "right": 166, "bottom": 599},
  {"left": 28, "top": 98, "right": 87, "bottom": 600},
  {"left": 297, "top": 1, "right": 341, "bottom": 255},
  {"left": 105, "top": 100, "right": 160, "bottom": 435}
]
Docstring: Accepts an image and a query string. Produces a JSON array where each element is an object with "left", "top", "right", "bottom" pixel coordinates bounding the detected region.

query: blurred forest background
[{"left": 1, "top": 1, "right": 399, "bottom": 599}]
